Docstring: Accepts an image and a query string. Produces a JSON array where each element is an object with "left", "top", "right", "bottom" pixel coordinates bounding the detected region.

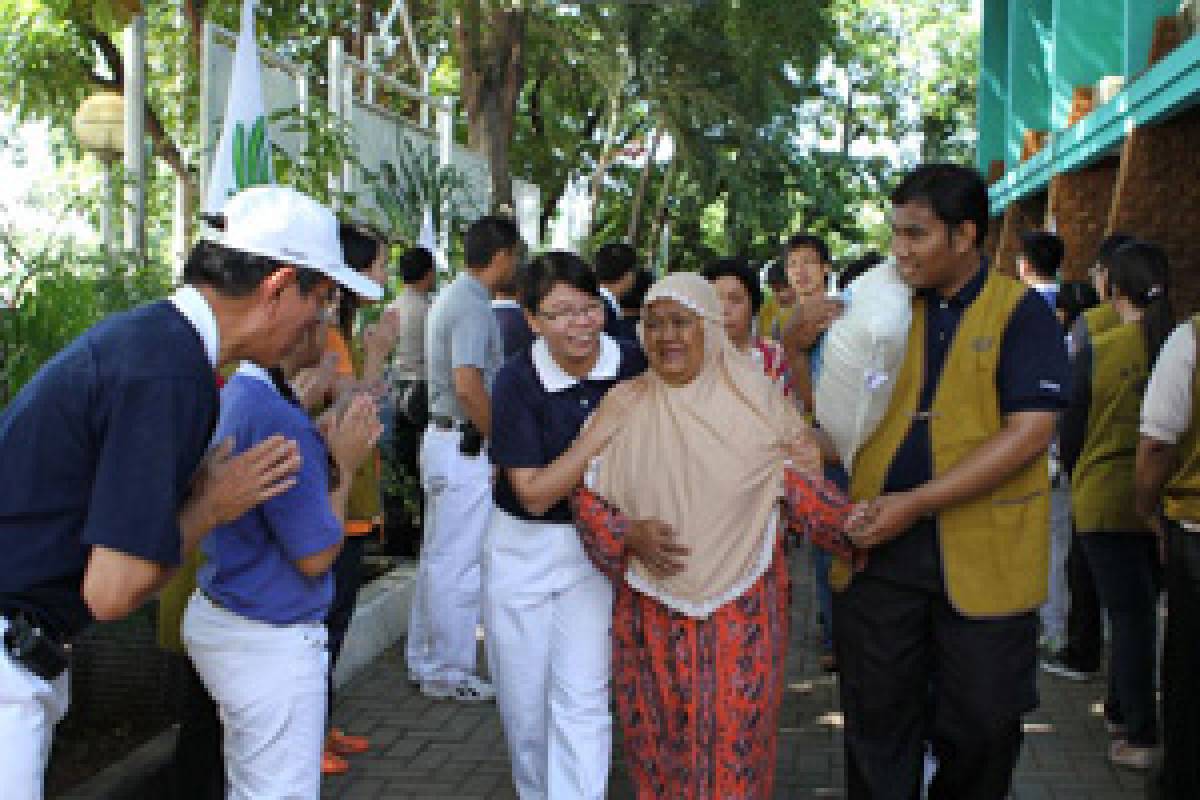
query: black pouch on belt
[{"left": 4, "top": 613, "right": 68, "bottom": 681}]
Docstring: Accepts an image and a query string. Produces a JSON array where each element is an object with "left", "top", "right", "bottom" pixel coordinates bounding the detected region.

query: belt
[{"left": 431, "top": 415, "right": 469, "bottom": 431}]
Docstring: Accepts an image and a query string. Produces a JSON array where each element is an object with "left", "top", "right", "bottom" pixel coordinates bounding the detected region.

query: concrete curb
[
  {"left": 61, "top": 565, "right": 416, "bottom": 799},
  {"left": 333, "top": 563, "right": 416, "bottom": 688}
]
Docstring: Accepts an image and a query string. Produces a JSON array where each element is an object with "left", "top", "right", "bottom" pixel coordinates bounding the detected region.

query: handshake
[{"left": 827, "top": 491, "right": 926, "bottom": 572}]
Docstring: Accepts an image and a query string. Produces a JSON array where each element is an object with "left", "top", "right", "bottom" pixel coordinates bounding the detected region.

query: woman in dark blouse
[{"left": 484, "top": 251, "right": 644, "bottom": 799}]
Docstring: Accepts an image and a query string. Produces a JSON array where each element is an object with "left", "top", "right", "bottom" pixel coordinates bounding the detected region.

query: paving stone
[{"left": 322, "top": 550, "right": 1142, "bottom": 798}]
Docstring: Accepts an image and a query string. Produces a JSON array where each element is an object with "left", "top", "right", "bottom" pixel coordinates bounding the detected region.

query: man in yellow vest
[
  {"left": 1136, "top": 315, "right": 1200, "bottom": 798},
  {"left": 834, "top": 164, "right": 1070, "bottom": 799}
]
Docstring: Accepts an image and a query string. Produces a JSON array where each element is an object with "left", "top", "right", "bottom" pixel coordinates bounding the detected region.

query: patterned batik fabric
[{"left": 571, "top": 469, "right": 853, "bottom": 799}]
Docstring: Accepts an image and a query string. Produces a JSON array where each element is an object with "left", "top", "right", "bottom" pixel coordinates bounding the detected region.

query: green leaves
[
  {"left": 373, "top": 136, "right": 472, "bottom": 248},
  {"left": 231, "top": 116, "right": 271, "bottom": 193}
]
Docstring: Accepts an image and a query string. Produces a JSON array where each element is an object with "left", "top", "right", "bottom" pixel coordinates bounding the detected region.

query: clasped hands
[{"left": 843, "top": 491, "right": 929, "bottom": 550}]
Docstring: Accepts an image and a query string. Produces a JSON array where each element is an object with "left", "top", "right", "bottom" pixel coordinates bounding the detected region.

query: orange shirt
[{"left": 325, "top": 328, "right": 379, "bottom": 536}]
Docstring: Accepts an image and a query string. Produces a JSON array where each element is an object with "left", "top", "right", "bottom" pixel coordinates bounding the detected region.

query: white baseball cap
[{"left": 218, "top": 186, "right": 383, "bottom": 300}]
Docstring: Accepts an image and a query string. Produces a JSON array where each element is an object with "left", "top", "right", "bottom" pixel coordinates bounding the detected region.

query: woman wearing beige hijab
[{"left": 568, "top": 272, "right": 860, "bottom": 798}]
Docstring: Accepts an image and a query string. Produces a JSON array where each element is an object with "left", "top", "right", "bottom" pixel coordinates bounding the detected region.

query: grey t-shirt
[{"left": 425, "top": 272, "right": 503, "bottom": 421}]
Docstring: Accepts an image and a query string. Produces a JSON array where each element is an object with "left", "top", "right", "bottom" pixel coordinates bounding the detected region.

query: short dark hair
[
  {"left": 594, "top": 242, "right": 638, "bottom": 283},
  {"left": 765, "top": 260, "right": 789, "bottom": 288},
  {"left": 339, "top": 223, "right": 385, "bottom": 273},
  {"left": 465, "top": 215, "right": 521, "bottom": 270},
  {"left": 836, "top": 251, "right": 885, "bottom": 291},
  {"left": 183, "top": 240, "right": 325, "bottom": 297},
  {"left": 890, "top": 163, "right": 989, "bottom": 247},
  {"left": 620, "top": 268, "right": 654, "bottom": 315},
  {"left": 783, "top": 233, "right": 830, "bottom": 265},
  {"left": 1055, "top": 281, "right": 1100, "bottom": 331},
  {"left": 520, "top": 251, "right": 600, "bottom": 313},
  {"left": 336, "top": 224, "right": 388, "bottom": 338},
  {"left": 1019, "top": 231, "right": 1064, "bottom": 281},
  {"left": 1095, "top": 232, "right": 1136, "bottom": 269},
  {"left": 701, "top": 257, "right": 764, "bottom": 314},
  {"left": 398, "top": 247, "right": 435, "bottom": 284}
]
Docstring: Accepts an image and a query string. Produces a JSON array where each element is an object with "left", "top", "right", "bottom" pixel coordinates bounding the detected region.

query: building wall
[{"left": 1107, "top": 106, "right": 1200, "bottom": 316}]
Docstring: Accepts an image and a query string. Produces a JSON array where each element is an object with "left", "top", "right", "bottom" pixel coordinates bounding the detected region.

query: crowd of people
[{"left": 1, "top": 161, "right": 1198, "bottom": 800}]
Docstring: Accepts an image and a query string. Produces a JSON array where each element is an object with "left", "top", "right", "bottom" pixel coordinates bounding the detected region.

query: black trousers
[
  {"left": 1061, "top": 526, "right": 1103, "bottom": 670},
  {"left": 166, "top": 654, "right": 224, "bottom": 800},
  {"left": 325, "top": 534, "right": 366, "bottom": 731},
  {"left": 833, "top": 574, "right": 1038, "bottom": 800},
  {"left": 1079, "top": 532, "right": 1161, "bottom": 746},
  {"left": 1157, "top": 521, "right": 1200, "bottom": 798},
  {"left": 383, "top": 381, "right": 426, "bottom": 558}
]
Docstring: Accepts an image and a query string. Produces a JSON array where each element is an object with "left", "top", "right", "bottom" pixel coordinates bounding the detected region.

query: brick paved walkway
[{"left": 322, "top": 552, "right": 1151, "bottom": 799}]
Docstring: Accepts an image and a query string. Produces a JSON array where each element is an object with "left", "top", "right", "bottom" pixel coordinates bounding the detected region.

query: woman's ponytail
[{"left": 1104, "top": 240, "right": 1175, "bottom": 366}]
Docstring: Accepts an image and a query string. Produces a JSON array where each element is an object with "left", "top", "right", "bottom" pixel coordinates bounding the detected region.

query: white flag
[
  {"left": 204, "top": 0, "right": 272, "bottom": 213},
  {"left": 419, "top": 206, "right": 450, "bottom": 274}
]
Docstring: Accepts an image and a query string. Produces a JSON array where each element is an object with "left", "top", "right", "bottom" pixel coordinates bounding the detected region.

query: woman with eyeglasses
[{"left": 482, "top": 251, "right": 646, "bottom": 799}]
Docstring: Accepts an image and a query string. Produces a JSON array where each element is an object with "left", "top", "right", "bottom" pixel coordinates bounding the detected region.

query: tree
[{"left": 453, "top": 2, "right": 525, "bottom": 212}]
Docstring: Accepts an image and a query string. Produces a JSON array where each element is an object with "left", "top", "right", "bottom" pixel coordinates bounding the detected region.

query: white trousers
[
  {"left": 0, "top": 618, "right": 69, "bottom": 800},
  {"left": 482, "top": 509, "right": 613, "bottom": 800},
  {"left": 1040, "top": 482, "right": 1072, "bottom": 643},
  {"left": 406, "top": 428, "right": 494, "bottom": 684},
  {"left": 182, "top": 592, "right": 328, "bottom": 800}
]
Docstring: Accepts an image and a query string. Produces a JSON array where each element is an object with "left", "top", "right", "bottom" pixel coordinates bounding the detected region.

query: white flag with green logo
[{"left": 204, "top": 0, "right": 272, "bottom": 213}]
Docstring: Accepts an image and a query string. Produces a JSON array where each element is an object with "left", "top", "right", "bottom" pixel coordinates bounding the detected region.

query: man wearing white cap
[{"left": 0, "top": 185, "right": 379, "bottom": 799}]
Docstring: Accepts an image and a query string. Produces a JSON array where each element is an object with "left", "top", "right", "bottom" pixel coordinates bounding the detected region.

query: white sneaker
[{"left": 452, "top": 675, "right": 496, "bottom": 703}]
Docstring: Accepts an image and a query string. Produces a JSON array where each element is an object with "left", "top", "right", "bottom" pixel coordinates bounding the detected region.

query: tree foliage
[{"left": 1, "top": 0, "right": 978, "bottom": 269}]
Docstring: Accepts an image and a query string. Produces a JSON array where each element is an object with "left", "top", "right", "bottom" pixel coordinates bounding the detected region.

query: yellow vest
[
  {"left": 1071, "top": 323, "right": 1149, "bottom": 533},
  {"left": 157, "top": 548, "right": 202, "bottom": 653},
  {"left": 831, "top": 271, "right": 1050, "bottom": 618},
  {"left": 1165, "top": 316, "right": 1200, "bottom": 524},
  {"left": 1083, "top": 303, "right": 1120, "bottom": 340}
]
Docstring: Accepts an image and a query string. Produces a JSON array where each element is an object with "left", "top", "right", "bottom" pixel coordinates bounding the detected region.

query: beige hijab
[{"left": 592, "top": 272, "right": 808, "bottom": 617}]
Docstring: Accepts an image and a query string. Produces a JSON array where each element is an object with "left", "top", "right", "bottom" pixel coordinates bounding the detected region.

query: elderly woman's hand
[
  {"left": 782, "top": 428, "right": 823, "bottom": 475},
  {"left": 627, "top": 518, "right": 689, "bottom": 579}
]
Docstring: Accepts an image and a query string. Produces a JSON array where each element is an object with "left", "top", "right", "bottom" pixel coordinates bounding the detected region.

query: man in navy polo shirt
[
  {"left": 834, "top": 165, "right": 1070, "bottom": 799},
  {"left": 0, "top": 185, "right": 381, "bottom": 798}
]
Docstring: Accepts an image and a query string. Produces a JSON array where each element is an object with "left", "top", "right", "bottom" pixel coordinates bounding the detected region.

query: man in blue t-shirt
[{"left": 0, "top": 186, "right": 381, "bottom": 797}]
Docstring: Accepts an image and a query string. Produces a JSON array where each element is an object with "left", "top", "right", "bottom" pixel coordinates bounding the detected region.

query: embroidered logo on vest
[{"left": 971, "top": 335, "right": 995, "bottom": 353}]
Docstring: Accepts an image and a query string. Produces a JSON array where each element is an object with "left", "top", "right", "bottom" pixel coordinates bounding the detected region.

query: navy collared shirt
[
  {"left": 0, "top": 301, "right": 218, "bottom": 637},
  {"left": 491, "top": 336, "right": 646, "bottom": 523},
  {"left": 492, "top": 299, "right": 535, "bottom": 361},
  {"left": 865, "top": 262, "right": 1070, "bottom": 587}
]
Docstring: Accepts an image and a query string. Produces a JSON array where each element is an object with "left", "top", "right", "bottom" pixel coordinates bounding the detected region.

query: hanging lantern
[{"left": 74, "top": 90, "right": 125, "bottom": 161}]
